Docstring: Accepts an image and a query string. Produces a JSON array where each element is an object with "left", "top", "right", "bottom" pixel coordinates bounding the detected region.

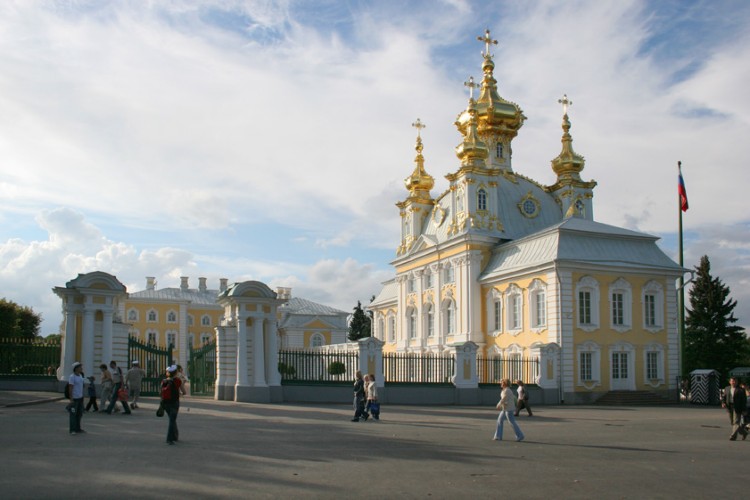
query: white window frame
[
  {"left": 608, "top": 278, "right": 632, "bottom": 333},
  {"left": 147, "top": 309, "right": 158, "bottom": 323},
  {"left": 486, "top": 289, "right": 503, "bottom": 336},
  {"left": 529, "top": 279, "right": 547, "bottom": 331},
  {"left": 387, "top": 313, "right": 396, "bottom": 343},
  {"left": 444, "top": 263, "right": 455, "bottom": 284},
  {"left": 167, "top": 310, "right": 177, "bottom": 324},
  {"left": 407, "top": 306, "right": 418, "bottom": 339},
  {"left": 424, "top": 302, "right": 435, "bottom": 338},
  {"left": 643, "top": 343, "right": 665, "bottom": 388},
  {"left": 424, "top": 272, "right": 433, "bottom": 289},
  {"left": 442, "top": 298, "right": 456, "bottom": 335},
  {"left": 576, "top": 276, "right": 600, "bottom": 332},
  {"left": 201, "top": 314, "right": 211, "bottom": 327},
  {"left": 200, "top": 333, "right": 212, "bottom": 345},
  {"left": 310, "top": 333, "right": 325, "bottom": 348},
  {"left": 576, "top": 341, "right": 601, "bottom": 389},
  {"left": 377, "top": 317, "right": 385, "bottom": 341},
  {"left": 127, "top": 309, "right": 138, "bottom": 322},
  {"left": 166, "top": 331, "right": 177, "bottom": 348},
  {"left": 506, "top": 284, "right": 523, "bottom": 334},
  {"left": 642, "top": 280, "right": 664, "bottom": 333},
  {"left": 146, "top": 330, "right": 158, "bottom": 345}
]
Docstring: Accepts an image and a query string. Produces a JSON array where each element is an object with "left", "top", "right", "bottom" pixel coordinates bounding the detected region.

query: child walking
[
  {"left": 365, "top": 373, "right": 380, "bottom": 420},
  {"left": 84, "top": 375, "right": 98, "bottom": 412}
]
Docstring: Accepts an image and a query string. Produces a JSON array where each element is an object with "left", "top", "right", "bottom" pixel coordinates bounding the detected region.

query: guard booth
[
  {"left": 689, "top": 369, "right": 721, "bottom": 405},
  {"left": 729, "top": 367, "right": 750, "bottom": 380}
]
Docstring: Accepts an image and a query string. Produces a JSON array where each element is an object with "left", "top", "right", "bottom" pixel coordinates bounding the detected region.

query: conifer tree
[
  {"left": 684, "top": 255, "right": 747, "bottom": 379},
  {"left": 347, "top": 301, "right": 371, "bottom": 342}
]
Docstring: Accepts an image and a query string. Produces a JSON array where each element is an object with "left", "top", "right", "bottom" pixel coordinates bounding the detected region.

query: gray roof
[
  {"left": 480, "top": 217, "right": 683, "bottom": 281},
  {"left": 370, "top": 279, "right": 398, "bottom": 308},
  {"left": 128, "top": 288, "right": 222, "bottom": 307},
  {"left": 279, "top": 297, "right": 348, "bottom": 316}
]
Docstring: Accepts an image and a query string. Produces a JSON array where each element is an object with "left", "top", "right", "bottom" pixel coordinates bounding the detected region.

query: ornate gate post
[{"left": 447, "top": 341, "right": 479, "bottom": 404}]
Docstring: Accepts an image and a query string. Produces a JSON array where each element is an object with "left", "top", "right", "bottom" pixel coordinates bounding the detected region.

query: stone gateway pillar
[{"left": 216, "top": 281, "right": 286, "bottom": 403}]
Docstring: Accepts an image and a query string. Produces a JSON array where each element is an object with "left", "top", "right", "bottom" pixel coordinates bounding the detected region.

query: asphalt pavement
[{"left": 0, "top": 390, "right": 743, "bottom": 499}]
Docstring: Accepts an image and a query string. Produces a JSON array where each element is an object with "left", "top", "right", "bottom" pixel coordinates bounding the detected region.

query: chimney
[
  {"left": 276, "top": 287, "right": 292, "bottom": 300},
  {"left": 219, "top": 278, "right": 228, "bottom": 292},
  {"left": 146, "top": 277, "right": 156, "bottom": 290},
  {"left": 199, "top": 277, "right": 207, "bottom": 292},
  {"left": 180, "top": 277, "right": 189, "bottom": 290}
]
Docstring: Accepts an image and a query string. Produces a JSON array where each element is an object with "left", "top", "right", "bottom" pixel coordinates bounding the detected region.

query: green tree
[
  {"left": 348, "top": 300, "right": 372, "bottom": 342},
  {"left": 684, "top": 256, "right": 747, "bottom": 380},
  {"left": 0, "top": 298, "right": 42, "bottom": 338}
]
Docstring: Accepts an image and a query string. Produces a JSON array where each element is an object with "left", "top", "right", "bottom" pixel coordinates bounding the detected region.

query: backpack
[{"left": 160, "top": 378, "right": 176, "bottom": 401}]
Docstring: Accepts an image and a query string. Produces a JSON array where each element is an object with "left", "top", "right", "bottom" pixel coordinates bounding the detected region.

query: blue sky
[{"left": 1, "top": 0, "right": 749, "bottom": 334}]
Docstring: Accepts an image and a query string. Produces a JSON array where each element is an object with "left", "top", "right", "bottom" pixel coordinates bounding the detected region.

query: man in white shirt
[{"left": 67, "top": 362, "right": 86, "bottom": 435}]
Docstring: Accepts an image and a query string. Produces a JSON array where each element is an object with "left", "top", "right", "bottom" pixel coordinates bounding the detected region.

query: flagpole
[{"left": 677, "top": 161, "right": 685, "bottom": 378}]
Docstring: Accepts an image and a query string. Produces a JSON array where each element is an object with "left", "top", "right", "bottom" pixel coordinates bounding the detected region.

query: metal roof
[{"left": 128, "top": 288, "right": 221, "bottom": 307}]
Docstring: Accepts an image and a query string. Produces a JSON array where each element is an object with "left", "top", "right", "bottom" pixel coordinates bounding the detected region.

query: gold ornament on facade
[
  {"left": 550, "top": 94, "right": 586, "bottom": 179},
  {"left": 403, "top": 118, "right": 435, "bottom": 203},
  {"left": 518, "top": 191, "right": 541, "bottom": 219}
]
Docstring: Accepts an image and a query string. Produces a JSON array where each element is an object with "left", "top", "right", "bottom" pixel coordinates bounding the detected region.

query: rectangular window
[
  {"left": 493, "top": 301, "right": 502, "bottom": 331},
  {"left": 535, "top": 291, "right": 546, "bottom": 327},
  {"left": 167, "top": 333, "right": 176, "bottom": 348},
  {"left": 511, "top": 295, "right": 521, "bottom": 329},
  {"left": 147, "top": 332, "right": 157, "bottom": 345},
  {"left": 579, "top": 291, "right": 591, "bottom": 324},
  {"left": 580, "top": 352, "right": 592, "bottom": 381},
  {"left": 427, "top": 312, "right": 434, "bottom": 337},
  {"left": 612, "top": 293, "right": 624, "bottom": 325},
  {"left": 425, "top": 274, "right": 433, "bottom": 289},
  {"left": 445, "top": 266, "right": 454, "bottom": 283},
  {"left": 647, "top": 352, "right": 659, "bottom": 379},
  {"left": 644, "top": 294, "right": 656, "bottom": 327}
]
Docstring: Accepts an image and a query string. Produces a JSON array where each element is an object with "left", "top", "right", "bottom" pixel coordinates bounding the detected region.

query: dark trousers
[
  {"left": 514, "top": 399, "right": 533, "bottom": 416},
  {"left": 353, "top": 397, "right": 366, "bottom": 419},
  {"left": 85, "top": 396, "right": 98, "bottom": 411},
  {"left": 729, "top": 405, "right": 747, "bottom": 439},
  {"left": 165, "top": 400, "right": 180, "bottom": 442},
  {"left": 68, "top": 398, "right": 84, "bottom": 432},
  {"left": 105, "top": 382, "right": 130, "bottom": 413}
]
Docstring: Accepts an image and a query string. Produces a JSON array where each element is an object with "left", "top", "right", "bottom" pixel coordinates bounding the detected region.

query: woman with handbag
[
  {"left": 493, "top": 378, "right": 525, "bottom": 442},
  {"left": 99, "top": 364, "right": 113, "bottom": 409}
]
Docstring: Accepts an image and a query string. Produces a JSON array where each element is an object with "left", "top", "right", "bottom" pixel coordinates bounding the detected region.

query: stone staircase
[{"left": 595, "top": 390, "right": 677, "bottom": 406}]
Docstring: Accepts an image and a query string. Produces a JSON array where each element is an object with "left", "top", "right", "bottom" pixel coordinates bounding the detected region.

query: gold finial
[
  {"left": 412, "top": 118, "right": 426, "bottom": 138},
  {"left": 558, "top": 94, "right": 572, "bottom": 116},
  {"left": 477, "top": 29, "right": 498, "bottom": 57},
  {"left": 464, "top": 76, "right": 478, "bottom": 100}
]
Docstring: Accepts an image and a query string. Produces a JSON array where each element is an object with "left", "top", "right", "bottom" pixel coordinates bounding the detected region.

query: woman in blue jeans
[
  {"left": 161, "top": 365, "right": 182, "bottom": 445},
  {"left": 493, "top": 378, "right": 525, "bottom": 442}
]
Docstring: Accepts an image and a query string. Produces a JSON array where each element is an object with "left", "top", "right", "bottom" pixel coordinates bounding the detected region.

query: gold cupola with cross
[
  {"left": 546, "top": 94, "right": 597, "bottom": 219},
  {"left": 454, "top": 30, "right": 526, "bottom": 172},
  {"left": 396, "top": 119, "right": 435, "bottom": 255}
]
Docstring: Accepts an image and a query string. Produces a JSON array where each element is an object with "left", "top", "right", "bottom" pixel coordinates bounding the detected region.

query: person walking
[
  {"left": 99, "top": 364, "right": 113, "bottom": 409},
  {"left": 493, "top": 378, "right": 525, "bottom": 442},
  {"left": 125, "top": 360, "right": 146, "bottom": 409},
  {"left": 176, "top": 365, "right": 188, "bottom": 397},
  {"left": 721, "top": 376, "right": 748, "bottom": 441},
  {"left": 104, "top": 360, "right": 131, "bottom": 415},
  {"left": 514, "top": 379, "right": 533, "bottom": 417},
  {"left": 161, "top": 365, "right": 182, "bottom": 445},
  {"left": 365, "top": 373, "right": 380, "bottom": 420},
  {"left": 67, "top": 362, "right": 86, "bottom": 435},
  {"left": 84, "top": 375, "right": 98, "bottom": 412},
  {"left": 351, "top": 371, "right": 367, "bottom": 422}
]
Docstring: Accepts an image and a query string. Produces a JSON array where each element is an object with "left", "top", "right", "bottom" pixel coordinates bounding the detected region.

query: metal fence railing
[
  {"left": 278, "top": 349, "right": 359, "bottom": 384},
  {"left": 476, "top": 356, "right": 539, "bottom": 385},
  {"left": 383, "top": 352, "right": 455, "bottom": 384},
  {"left": 0, "top": 337, "right": 61, "bottom": 376}
]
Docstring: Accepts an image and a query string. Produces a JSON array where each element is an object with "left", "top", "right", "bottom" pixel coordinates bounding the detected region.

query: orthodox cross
[
  {"left": 477, "top": 29, "right": 498, "bottom": 57},
  {"left": 412, "top": 118, "right": 426, "bottom": 138},
  {"left": 464, "top": 76, "right": 478, "bottom": 100},
  {"left": 558, "top": 94, "right": 572, "bottom": 115}
]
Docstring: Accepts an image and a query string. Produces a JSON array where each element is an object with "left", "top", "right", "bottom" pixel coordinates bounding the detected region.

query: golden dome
[{"left": 404, "top": 119, "right": 434, "bottom": 201}]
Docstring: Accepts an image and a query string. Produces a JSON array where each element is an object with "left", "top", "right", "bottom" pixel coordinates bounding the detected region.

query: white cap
[
  {"left": 132, "top": 360, "right": 139, "bottom": 365},
  {"left": 167, "top": 365, "right": 177, "bottom": 373},
  {"left": 72, "top": 362, "right": 82, "bottom": 369}
]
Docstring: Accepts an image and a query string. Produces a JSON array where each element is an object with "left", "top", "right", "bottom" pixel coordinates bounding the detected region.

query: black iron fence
[
  {"left": 476, "top": 356, "right": 539, "bottom": 385},
  {"left": 383, "top": 352, "right": 454, "bottom": 384},
  {"left": 0, "top": 337, "right": 60, "bottom": 377},
  {"left": 188, "top": 341, "right": 216, "bottom": 396},
  {"left": 278, "top": 349, "right": 359, "bottom": 384},
  {"left": 127, "top": 335, "right": 172, "bottom": 396}
]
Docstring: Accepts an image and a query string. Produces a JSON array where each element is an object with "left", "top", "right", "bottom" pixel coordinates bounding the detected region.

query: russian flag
[{"left": 678, "top": 161, "right": 689, "bottom": 212}]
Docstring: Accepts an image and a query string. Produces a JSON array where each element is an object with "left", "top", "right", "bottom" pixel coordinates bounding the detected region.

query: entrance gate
[
  {"left": 188, "top": 341, "right": 216, "bottom": 396},
  {"left": 128, "top": 336, "right": 173, "bottom": 396}
]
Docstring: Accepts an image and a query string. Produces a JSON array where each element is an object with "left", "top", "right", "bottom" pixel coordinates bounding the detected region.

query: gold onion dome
[
  {"left": 551, "top": 94, "right": 585, "bottom": 179},
  {"left": 455, "top": 101, "right": 489, "bottom": 167},
  {"left": 404, "top": 119, "right": 434, "bottom": 199},
  {"left": 455, "top": 30, "right": 526, "bottom": 140}
]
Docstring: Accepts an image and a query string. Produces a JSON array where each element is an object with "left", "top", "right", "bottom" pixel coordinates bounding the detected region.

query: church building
[{"left": 369, "top": 30, "right": 684, "bottom": 403}]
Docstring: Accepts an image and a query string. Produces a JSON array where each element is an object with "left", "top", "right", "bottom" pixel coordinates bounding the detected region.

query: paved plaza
[{"left": 0, "top": 391, "right": 744, "bottom": 499}]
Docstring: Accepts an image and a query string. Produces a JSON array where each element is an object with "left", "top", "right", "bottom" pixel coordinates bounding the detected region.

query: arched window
[
  {"left": 529, "top": 279, "right": 547, "bottom": 330},
  {"left": 127, "top": 309, "right": 138, "bottom": 322},
  {"left": 407, "top": 307, "right": 418, "bottom": 339},
  {"left": 166, "top": 331, "right": 176, "bottom": 348},
  {"left": 442, "top": 299, "right": 456, "bottom": 334},
  {"left": 147, "top": 309, "right": 157, "bottom": 323},
  {"left": 310, "top": 333, "right": 325, "bottom": 348},
  {"left": 642, "top": 280, "right": 664, "bottom": 332},
  {"left": 167, "top": 310, "right": 177, "bottom": 323},
  {"left": 506, "top": 285, "right": 523, "bottom": 332},
  {"left": 424, "top": 303, "right": 434, "bottom": 337},
  {"left": 496, "top": 143, "right": 503, "bottom": 158},
  {"left": 487, "top": 289, "right": 503, "bottom": 334},
  {"left": 444, "top": 264, "right": 455, "bottom": 284},
  {"left": 201, "top": 315, "right": 211, "bottom": 327},
  {"left": 387, "top": 313, "right": 396, "bottom": 342},
  {"left": 477, "top": 188, "right": 487, "bottom": 211},
  {"left": 377, "top": 317, "right": 385, "bottom": 341}
]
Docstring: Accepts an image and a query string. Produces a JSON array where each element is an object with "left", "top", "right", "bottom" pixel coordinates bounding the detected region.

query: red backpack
[{"left": 160, "top": 378, "right": 178, "bottom": 401}]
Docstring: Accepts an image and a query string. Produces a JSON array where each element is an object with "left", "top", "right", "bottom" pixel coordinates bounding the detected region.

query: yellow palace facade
[{"left": 370, "top": 31, "right": 683, "bottom": 403}]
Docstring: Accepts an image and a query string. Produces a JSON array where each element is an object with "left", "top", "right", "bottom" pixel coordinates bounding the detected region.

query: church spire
[
  {"left": 551, "top": 94, "right": 586, "bottom": 179},
  {"left": 455, "top": 94, "right": 489, "bottom": 169},
  {"left": 404, "top": 118, "right": 434, "bottom": 202}
]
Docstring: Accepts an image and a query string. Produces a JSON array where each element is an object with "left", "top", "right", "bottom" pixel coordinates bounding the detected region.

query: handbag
[
  {"left": 156, "top": 401, "right": 165, "bottom": 417},
  {"left": 117, "top": 386, "right": 129, "bottom": 402}
]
